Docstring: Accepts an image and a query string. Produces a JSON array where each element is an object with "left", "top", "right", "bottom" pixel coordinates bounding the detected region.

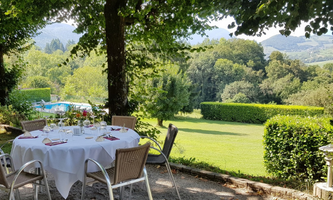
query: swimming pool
[{"left": 35, "top": 102, "right": 92, "bottom": 113}]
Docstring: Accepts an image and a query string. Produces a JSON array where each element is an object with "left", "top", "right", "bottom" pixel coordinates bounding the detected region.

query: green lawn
[{"left": 141, "top": 110, "right": 267, "bottom": 176}]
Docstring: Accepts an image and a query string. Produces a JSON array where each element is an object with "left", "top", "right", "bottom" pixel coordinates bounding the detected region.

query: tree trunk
[
  {"left": 104, "top": 0, "right": 128, "bottom": 116},
  {"left": 0, "top": 48, "right": 7, "bottom": 106},
  {"left": 157, "top": 119, "right": 163, "bottom": 127}
]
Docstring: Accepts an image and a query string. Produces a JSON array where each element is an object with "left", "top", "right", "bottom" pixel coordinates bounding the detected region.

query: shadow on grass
[{"left": 180, "top": 127, "right": 246, "bottom": 136}]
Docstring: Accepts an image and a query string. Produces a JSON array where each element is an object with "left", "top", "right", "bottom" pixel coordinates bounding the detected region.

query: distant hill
[
  {"left": 33, "top": 23, "right": 333, "bottom": 64},
  {"left": 33, "top": 23, "right": 82, "bottom": 50},
  {"left": 34, "top": 24, "right": 230, "bottom": 49},
  {"left": 261, "top": 34, "right": 333, "bottom": 63}
]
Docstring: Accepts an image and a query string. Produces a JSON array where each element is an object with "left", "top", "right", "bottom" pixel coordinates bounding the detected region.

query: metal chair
[
  {"left": 20, "top": 119, "right": 47, "bottom": 132},
  {"left": 111, "top": 116, "right": 137, "bottom": 130},
  {"left": 0, "top": 140, "right": 14, "bottom": 171},
  {"left": 0, "top": 154, "right": 51, "bottom": 200},
  {"left": 81, "top": 143, "right": 153, "bottom": 200},
  {"left": 141, "top": 123, "right": 181, "bottom": 200}
]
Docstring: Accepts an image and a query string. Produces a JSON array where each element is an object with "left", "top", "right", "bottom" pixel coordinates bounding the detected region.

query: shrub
[
  {"left": 264, "top": 115, "right": 332, "bottom": 181},
  {"left": 0, "top": 105, "right": 26, "bottom": 127},
  {"left": 9, "top": 90, "right": 37, "bottom": 119},
  {"left": 200, "top": 102, "right": 324, "bottom": 124},
  {"left": 20, "top": 88, "right": 51, "bottom": 102}
]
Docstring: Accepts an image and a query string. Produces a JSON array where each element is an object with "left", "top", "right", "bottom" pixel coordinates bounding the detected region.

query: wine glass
[
  {"left": 57, "top": 110, "right": 67, "bottom": 129},
  {"left": 100, "top": 121, "right": 107, "bottom": 134},
  {"left": 83, "top": 118, "right": 90, "bottom": 128},
  {"left": 58, "top": 119, "right": 65, "bottom": 130},
  {"left": 94, "top": 122, "right": 101, "bottom": 135},
  {"left": 42, "top": 125, "right": 51, "bottom": 137},
  {"left": 100, "top": 111, "right": 107, "bottom": 133},
  {"left": 50, "top": 123, "right": 57, "bottom": 131},
  {"left": 65, "top": 129, "right": 73, "bottom": 141},
  {"left": 90, "top": 114, "right": 96, "bottom": 129}
]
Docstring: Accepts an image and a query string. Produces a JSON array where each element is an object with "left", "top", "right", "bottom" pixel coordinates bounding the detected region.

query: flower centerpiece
[{"left": 75, "top": 110, "right": 89, "bottom": 134}]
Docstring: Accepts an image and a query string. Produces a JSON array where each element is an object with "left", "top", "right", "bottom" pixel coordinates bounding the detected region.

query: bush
[
  {"left": 20, "top": 88, "right": 51, "bottom": 102},
  {"left": 264, "top": 115, "right": 332, "bottom": 181},
  {"left": 200, "top": 102, "right": 324, "bottom": 124},
  {"left": 9, "top": 90, "right": 37, "bottom": 119},
  {"left": 0, "top": 105, "right": 26, "bottom": 127}
]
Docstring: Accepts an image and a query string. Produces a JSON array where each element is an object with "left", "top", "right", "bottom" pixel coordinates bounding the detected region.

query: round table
[{"left": 10, "top": 125, "right": 141, "bottom": 199}]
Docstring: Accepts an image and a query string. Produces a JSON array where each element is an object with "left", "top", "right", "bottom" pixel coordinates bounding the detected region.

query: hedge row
[
  {"left": 200, "top": 102, "right": 324, "bottom": 124},
  {"left": 20, "top": 88, "right": 51, "bottom": 102},
  {"left": 264, "top": 115, "right": 332, "bottom": 181}
]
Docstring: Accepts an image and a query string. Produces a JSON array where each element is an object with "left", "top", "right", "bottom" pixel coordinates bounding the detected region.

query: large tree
[
  {"left": 68, "top": 0, "right": 224, "bottom": 116},
  {"left": 0, "top": 0, "right": 69, "bottom": 106}
]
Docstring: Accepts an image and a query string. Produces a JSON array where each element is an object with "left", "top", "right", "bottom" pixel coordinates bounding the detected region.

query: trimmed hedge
[
  {"left": 264, "top": 115, "right": 332, "bottom": 181},
  {"left": 200, "top": 102, "right": 324, "bottom": 124},
  {"left": 20, "top": 88, "right": 51, "bottom": 102}
]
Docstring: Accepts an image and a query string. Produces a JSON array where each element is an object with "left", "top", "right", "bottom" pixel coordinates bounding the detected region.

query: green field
[{"left": 141, "top": 110, "right": 267, "bottom": 176}]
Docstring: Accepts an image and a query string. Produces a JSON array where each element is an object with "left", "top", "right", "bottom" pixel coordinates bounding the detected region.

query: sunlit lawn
[{"left": 141, "top": 110, "right": 267, "bottom": 176}]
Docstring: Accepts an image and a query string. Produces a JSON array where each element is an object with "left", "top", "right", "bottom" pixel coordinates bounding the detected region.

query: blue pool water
[{"left": 35, "top": 103, "right": 91, "bottom": 111}]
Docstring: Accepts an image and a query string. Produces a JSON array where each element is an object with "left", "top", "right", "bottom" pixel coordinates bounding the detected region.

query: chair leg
[
  {"left": 129, "top": 184, "right": 133, "bottom": 200},
  {"left": 42, "top": 173, "right": 52, "bottom": 200},
  {"left": 143, "top": 168, "right": 153, "bottom": 200},
  {"left": 81, "top": 175, "right": 87, "bottom": 200},
  {"left": 164, "top": 160, "right": 181, "bottom": 200},
  {"left": 119, "top": 186, "right": 124, "bottom": 200}
]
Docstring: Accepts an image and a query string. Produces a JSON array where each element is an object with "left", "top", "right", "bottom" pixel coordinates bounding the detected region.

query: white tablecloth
[{"left": 10, "top": 126, "right": 141, "bottom": 199}]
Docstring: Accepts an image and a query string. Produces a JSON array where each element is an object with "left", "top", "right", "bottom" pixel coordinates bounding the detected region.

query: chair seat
[
  {"left": 6, "top": 172, "right": 44, "bottom": 189},
  {"left": 146, "top": 154, "right": 166, "bottom": 164},
  {"left": 86, "top": 168, "right": 115, "bottom": 185}
]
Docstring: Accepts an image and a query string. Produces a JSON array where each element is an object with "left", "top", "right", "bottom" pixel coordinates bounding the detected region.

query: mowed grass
[{"left": 141, "top": 110, "right": 267, "bottom": 176}]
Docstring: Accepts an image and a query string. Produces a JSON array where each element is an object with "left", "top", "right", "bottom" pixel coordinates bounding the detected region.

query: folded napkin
[
  {"left": 23, "top": 131, "right": 32, "bottom": 136},
  {"left": 18, "top": 136, "right": 38, "bottom": 139},
  {"left": 42, "top": 138, "right": 52, "bottom": 144},
  {"left": 95, "top": 136, "right": 105, "bottom": 142},
  {"left": 45, "top": 141, "right": 67, "bottom": 146},
  {"left": 104, "top": 136, "right": 120, "bottom": 141}
]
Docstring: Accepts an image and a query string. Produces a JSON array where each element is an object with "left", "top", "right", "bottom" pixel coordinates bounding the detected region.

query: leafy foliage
[
  {"left": 20, "top": 88, "right": 51, "bottom": 102},
  {"left": 0, "top": 0, "right": 70, "bottom": 105},
  {"left": 44, "top": 39, "right": 65, "bottom": 54},
  {"left": 135, "top": 64, "right": 191, "bottom": 126},
  {"left": 8, "top": 89, "right": 37, "bottom": 120},
  {"left": 201, "top": 102, "right": 324, "bottom": 124},
  {"left": 264, "top": 115, "right": 332, "bottom": 181},
  {"left": 0, "top": 105, "right": 26, "bottom": 127}
]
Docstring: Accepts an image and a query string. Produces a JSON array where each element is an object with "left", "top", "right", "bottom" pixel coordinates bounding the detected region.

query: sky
[
  {"left": 64, "top": 16, "right": 308, "bottom": 43},
  {"left": 210, "top": 16, "right": 307, "bottom": 42}
]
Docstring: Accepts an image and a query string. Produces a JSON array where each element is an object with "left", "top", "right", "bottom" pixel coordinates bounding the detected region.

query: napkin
[
  {"left": 104, "top": 136, "right": 120, "bottom": 141},
  {"left": 23, "top": 131, "right": 32, "bottom": 136},
  {"left": 18, "top": 135, "right": 38, "bottom": 139},
  {"left": 45, "top": 141, "right": 67, "bottom": 146},
  {"left": 95, "top": 136, "right": 105, "bottom": 142},
  {"left": 119, "top": 127, "right": 127, "bottom": 133},
  {"left": 42, "top": 138, "right": 52, "bottom": 144}
]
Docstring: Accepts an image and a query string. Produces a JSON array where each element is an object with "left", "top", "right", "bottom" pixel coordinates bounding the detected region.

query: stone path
[{"left": 0, "top": 164, "right": 313, "bottom": 200}]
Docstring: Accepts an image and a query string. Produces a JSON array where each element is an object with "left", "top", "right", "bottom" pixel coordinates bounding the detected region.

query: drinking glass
[
  {"left": 91, "top": 114, "right": 96, "bottom": 125},
  {"left": 50, "top": 123, "right": 57, "bottom": 131},
  {"left": 42, "top": 125, "right": 51, "bottom": 137},
  {"left": 94, "top": 122, "right": 101, "bottom": 135},
  {"left": 58, "top": 129, "right": 66, "bottom": 141},
  {"left": 65, "top": 129, "right": 73, "bottom": 141},
  {"left": 83, "top": 118, "right": 90, "bottom": 128},
  {"left": 100, "top": 121, "right": 107, "bottom": 134}
]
